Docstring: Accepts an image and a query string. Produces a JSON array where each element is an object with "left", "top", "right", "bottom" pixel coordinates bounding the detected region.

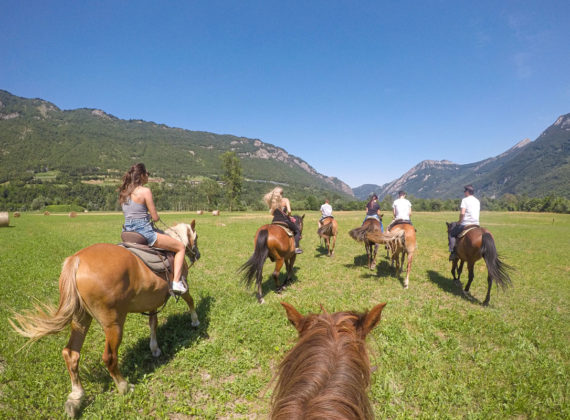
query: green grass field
[{"left": 0, "top": 211, "right": 568, "bottom": 419}]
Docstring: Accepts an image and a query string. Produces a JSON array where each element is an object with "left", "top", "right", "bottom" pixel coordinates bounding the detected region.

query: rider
[
  {"left": 448, "top": 184, "right": 480, "bottom": 261},
  {"left": 119, "top": 163, "right": 188, "bottom": 294},
  {"left": 387, "top": 190, "right": 412, "bottom": 231},
  {"left": 317, "top": 198, "right": 333, "bottom": 229},
  {"left": 264, "top": 187, "right": 303, "bottom": 254},
  {"left": 362, "top": 194, "right": 384, "bottom": 232}
]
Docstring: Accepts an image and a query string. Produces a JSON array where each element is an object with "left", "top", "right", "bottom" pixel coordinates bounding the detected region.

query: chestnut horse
[
  {"left": 317, "top": 217, "right": 338, "bottom": 257},
  {"left": 446, "top": 222, "right": 512, "bottom": 305},
  {"left": 10, "top": 222, "right": 200, "bottom": 418},
  {"left": 348, "top": 216, "right": 383, "bottom": 269},
  {"left": 368, "top": 223, "right": 417, "bottom": 289},
  {"left": 239, "top": 215, "right": 304, "bottom": 304},
  {"left": 271, "top": 302, "right": 387, "bottom": 419}
]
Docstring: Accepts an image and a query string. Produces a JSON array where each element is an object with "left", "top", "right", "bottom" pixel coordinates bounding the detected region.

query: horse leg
[
  {"left": 180, "top": 292, "right": 200, "bottom": 327},
  {"left": 272, "top": 258, "right": 285, "bottom": 295},
  {"left": 465, "top": 263, "right": 475, "bottom": 293},
  {"left": 403, "top": 252, "right": 412, "bottom": 289},
  {"left": 371, "top": 243, "right": 378, "bottom": 270},
  {"left": 325, "top": 236, "right": 331, "bottom": 256},
  {"left": 148, "top": 314, "right": 161, "bottom": 358},
  {"left": 102, "top": 320, "right": 130, "bottom": 395},
  {"left": 483, "top": 274, "right": 492, "bottom": 306},
  {"left": 330, "top": 234, "right": 336, "bottom": 257},
  {"left": 62, "top": 313, "right": 92, "bottom": 418}
]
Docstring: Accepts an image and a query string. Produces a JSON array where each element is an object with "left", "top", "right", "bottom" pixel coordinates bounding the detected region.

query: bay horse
[
  {"left": 367, "top": 223, "right": 417, "bottom": 289},
  {"left": 446, "top": 222, "right": 512, "bottom": 305},
  {"left": 239, "top": 215, "right": 304, "bottom": 304},
  {"left": 271, "top": 302, "right": 387, "bottom": 419},
  {"left": 317, "top": 217, "right": 338, "bottom": 257},
  {"left": 348, "top": 216, "right": 383, "bottom": 270},
  {"left": 10, "top": 222, "right": 200, "bottom": 418}
]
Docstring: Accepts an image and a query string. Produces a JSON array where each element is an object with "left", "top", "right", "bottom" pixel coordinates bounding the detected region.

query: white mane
[{"left": 165, "top": 223, "right": 196, "bottom": 247}]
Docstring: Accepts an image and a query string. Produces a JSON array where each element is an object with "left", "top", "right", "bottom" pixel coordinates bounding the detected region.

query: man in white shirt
[
  {"left": 388, "top": 191, "right": 412, "bottom": 231},
  {"left": 448, "top": 185, "right": 480, "bottom": 260},
  {"left": 318, "top": 199, "right": 333, "bottom": 228}
]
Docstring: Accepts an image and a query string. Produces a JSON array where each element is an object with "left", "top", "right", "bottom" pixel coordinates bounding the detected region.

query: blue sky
[{"left": 2, "top": 1, "right": 569, "bottom": 188}]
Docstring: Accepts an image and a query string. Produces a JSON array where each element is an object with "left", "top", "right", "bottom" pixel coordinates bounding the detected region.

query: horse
[
  {"left": 271, "top": 302, "right": 387, "bottom": 419},
  {"left": 317, "top": 217, "right": 338, "bottom": 257},
  {"left": 348, "top": 215, "right": 383, "bottom": 270},
  {"left": 446, "top": 222, "right": 512, "bottom": 305},
  {"left": 367, "top": 223, "right": 417, "bottom": 289},
  {"left": 10, "top": 222, "right": 200, "bottom": 418},
  {"left": 239, "top": 215, "right": 304, "bottom": 304}
]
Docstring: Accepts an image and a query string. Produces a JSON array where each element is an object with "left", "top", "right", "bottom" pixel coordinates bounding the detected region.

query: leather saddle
[
  {"left": 458, "top": 224, "right": 480, "bottom": 239},
  {"left": 119, "top": 231, "right": 174, "bottom": 275},
  {"left": 271, "top": 221, "right": 294, "bottom": 237}
]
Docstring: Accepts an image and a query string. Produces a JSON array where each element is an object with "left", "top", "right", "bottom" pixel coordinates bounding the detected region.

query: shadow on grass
[
  {"left": 427, "top": 270, "right": 479, "bottom": 304},
  {"left": 259, "top": 266, "right": 300, "bottom": 300},
  {"left": 314, "top": 242, "right": 331, "bottom": 257}
]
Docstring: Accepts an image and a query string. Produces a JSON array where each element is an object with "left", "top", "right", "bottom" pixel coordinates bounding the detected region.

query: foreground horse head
[
  {"left": 239, "top": 214, "right": 304, "bottom": 304},
  {"left": 271, "top": 302, "right": 387, "bottom": 419},
  {"left": 446, "top": 222, "right": 512, "bottom": 305},
  {"left": 10, "top": 221, "right": 200, "bottom": 418}
]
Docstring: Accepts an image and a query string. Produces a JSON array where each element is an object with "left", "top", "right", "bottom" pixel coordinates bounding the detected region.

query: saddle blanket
[
  {"left": 458, "top": 225, "right": 480, "bottom": 238},
  {"left": 271, "top": 221, "right": 294, "bottom": 237},
  {"left": 119, "top": 242, "right": 173, "bottom": 274}
]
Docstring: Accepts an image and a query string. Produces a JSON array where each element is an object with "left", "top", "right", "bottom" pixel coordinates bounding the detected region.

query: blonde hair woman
[
  {"left": 119, "top": 163, "right": 188, "bottom": 294},
  {"left": 264, "top": 187, "right": 303, "bottom": 254}
]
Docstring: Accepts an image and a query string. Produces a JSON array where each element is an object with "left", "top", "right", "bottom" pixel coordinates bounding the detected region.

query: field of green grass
[{"left": 0, "top": 211, "right": 568, "bottom": 419}]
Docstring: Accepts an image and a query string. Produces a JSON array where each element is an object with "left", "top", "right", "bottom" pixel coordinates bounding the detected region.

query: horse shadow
[
  {"left": 344, "top": 254, "right": 369, "bottom": 269},
  {"left": 314, "top": 242, "right": 331, "bottom": 257},
  {"left": 115, "top": 294, "right": 214, "bottom": 385},
  {"left": 260, "top": 266, "right": 300, "bottom": 298},
  {"left": 427, "top": 270, "right": 480, "bottom": 304}
]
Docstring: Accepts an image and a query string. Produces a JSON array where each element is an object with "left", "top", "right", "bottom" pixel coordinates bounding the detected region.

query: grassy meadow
[{"left": 0, "top": 211, "right": 568, "bottom": 419}]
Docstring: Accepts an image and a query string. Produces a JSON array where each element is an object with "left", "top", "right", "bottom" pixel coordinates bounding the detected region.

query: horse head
[
  {"left": 292, "top": 214, "right": 305, "bottom": 234},
  {"left": 167, "top": 221, "right": 200, "bottom": 263},
  {"left": 446, "top": 221, "right": 458, "bottom": 233}
]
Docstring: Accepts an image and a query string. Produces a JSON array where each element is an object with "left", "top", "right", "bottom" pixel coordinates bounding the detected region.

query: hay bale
[
  {"left": 44, "top": 211, "right": 50, "bottom": 216},
  {"left": 0, "top": 212, "right": 9, "bottom": 227},
  {"left": 13, "top": 212, "right": 21, "bottom": 218},
  {"left": 196, "top": 210, "right": 204, "bottom": 215},
  {"left": 69, "top": 211, "right": 77, "bottom": 218},
  {"left": 212, "top": 210, "right": 220, "bottom": 216}
]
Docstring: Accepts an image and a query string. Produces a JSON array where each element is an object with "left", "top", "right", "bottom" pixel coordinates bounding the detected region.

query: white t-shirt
[
  {"left": 460, "top": 195, "right": 480, "bottom": 225},
  {"left": 320, "top": 203, "right": 333, "bottom": 217},
  {"left": 392, "top": 198, "right": 412, "bottom": 221}
]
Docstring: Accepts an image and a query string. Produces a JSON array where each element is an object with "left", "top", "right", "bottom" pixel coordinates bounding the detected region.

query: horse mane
[
  {"left": 165, "top": 223, "right": 196, "bottom": 247},
  {"left": 271, "top": 311, "right": 374, "bottom": 420}
]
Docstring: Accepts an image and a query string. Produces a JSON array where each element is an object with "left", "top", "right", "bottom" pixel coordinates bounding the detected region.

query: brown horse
[
  {"left": 367, "top": 223, "right": 417, "bottom": 289},
  {"left": 446, "top": 222, "right": 512, "bottom": 305},
  {"left": 10, "top": 222, "right": 200, "bottom": 418},
  {"left": 317, "top": 217, "right": 338, "bottom": 257},
  {"left": 271, "top": 302, "right": 387, "bottom": 419},
  {"left": 239, "top": 215, "right": 304, "bottom": 304},
  {"left": 348, "top": 216, "right": 383, "bottom": 269}
]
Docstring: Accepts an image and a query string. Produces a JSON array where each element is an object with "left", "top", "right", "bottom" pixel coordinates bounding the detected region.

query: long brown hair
[{"left": 118, "top": 163, "right": 148, "bottom": 204}]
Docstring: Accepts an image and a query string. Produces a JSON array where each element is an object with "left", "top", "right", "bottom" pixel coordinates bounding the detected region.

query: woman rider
[
  {"left": 264, "top": 187, "right": 303, "bottom": 254},
  {"left": 118, "top": 163, "right": 187, "bottom": 294}
]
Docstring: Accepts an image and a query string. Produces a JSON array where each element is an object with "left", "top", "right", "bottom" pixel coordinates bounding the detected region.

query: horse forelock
[{"left": 272, "top": 311, "right": 373, "bottom": 419}]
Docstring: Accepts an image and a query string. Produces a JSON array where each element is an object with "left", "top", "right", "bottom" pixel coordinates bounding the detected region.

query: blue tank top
[{"left": 122, "top": 199, "right": 149, "bottom": 220}]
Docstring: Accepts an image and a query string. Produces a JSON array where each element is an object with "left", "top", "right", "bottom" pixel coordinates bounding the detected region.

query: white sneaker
[{"left": 172, "top": 280, "right": 188, "bottom": 295}]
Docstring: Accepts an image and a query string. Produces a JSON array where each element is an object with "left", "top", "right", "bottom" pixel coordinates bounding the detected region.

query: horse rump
[
  {"left": 481, "top": 232, "right": 512, "bottom": 290},
  {"left": 317, "top": 222, "right": 334, "bottom": 237},
  {"left": 238, "top": 228, "right": 269, "bottom": 288}
]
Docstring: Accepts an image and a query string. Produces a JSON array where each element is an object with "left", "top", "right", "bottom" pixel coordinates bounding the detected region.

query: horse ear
[
  {"left": 281, "top": 302, "right": 305, "bottom": 333},
  {"left": 359, "top": 302, "right": 387, "bottom": 338},
  {"left": 191, "top": 219, "right": 196, "bottom": 231},
  {"left": 302, "top": 214, "right": 305, "bottom": 220}
]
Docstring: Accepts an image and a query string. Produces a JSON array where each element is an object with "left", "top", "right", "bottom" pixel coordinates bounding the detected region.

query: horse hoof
[
  {"left": 152, "top": 347, "right": 162, "bottom": 358},
  {"left": 191, "top": 319, "right": 200, "bottom": 328},
  {"left": 65, "top": 399, "right": 82, "bottom": 418},
  {"left": 117, "top": 382, "right": 133, "bottom": 395},
  {"left": 482, "top": 300, "right": 490, "bottom": 306},
  {"left": 258, "top": 298, "right": 265, "bottom": 304}
]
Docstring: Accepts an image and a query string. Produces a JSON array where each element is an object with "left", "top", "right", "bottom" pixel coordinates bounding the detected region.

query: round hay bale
[
  {"left": 69, "top": 211, "right": 77, "bottom": 218},
  {"left": 44, "top": 211, "right": 50, "bottom": 216},
  {"left": 0, "top": 212, "right": 9, "bottom": 227},
  {"left": 212, "top": 210, "right": 220, "bottom": 216},
  {"left": 13, "top": 212, "right": 21, "bottom": 218},
  {"left": 196, "top": 210, "right": 204, "bottom": 215}
]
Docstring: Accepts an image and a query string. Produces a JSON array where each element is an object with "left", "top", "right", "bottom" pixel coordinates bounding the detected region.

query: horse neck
[{"left": 272, "top": 316, "right": 372, "bottom": 419}]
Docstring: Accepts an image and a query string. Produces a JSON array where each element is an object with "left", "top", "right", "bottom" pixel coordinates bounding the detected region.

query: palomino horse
[
  {"left": 348, "top": 216, "right": 383, "bottom": 270},
  {"left": 368, "top": 223, "right": 417, "bottom": 289},
  {"left": 10, "top": 222, "right": 200, "bottom": 418},
  {"left": 271, "top": 302, "right": 387, "bottom": 419},
  {"left": 239, "top": 215, "right": 304, "bottom": 304},
  {"left": 446, "top": 222, "right": 512, "bottom": 305},
  {"left": 317, "top": 217, "right": 338, "bottom": 257}
]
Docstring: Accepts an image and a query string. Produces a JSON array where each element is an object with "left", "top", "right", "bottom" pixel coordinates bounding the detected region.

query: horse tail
[
  {"left": 318, "top": 223, "right": 333, "bottom": 237},
  {"left": 10, "top": 255, "right": 86, "bottom": 344},
  {"left": 239, "top": 229, "right": 269, "bottom": 288},
  {"left": 481, "top": 233, "right": 512, "bottom": 290},
  {"left": 348, "top": 225, "right": 370, "bottom": 242}
]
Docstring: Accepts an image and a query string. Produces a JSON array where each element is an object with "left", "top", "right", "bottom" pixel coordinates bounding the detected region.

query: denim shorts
[{"left": 123, "top": 217, "right": 158, "bottom": 246}]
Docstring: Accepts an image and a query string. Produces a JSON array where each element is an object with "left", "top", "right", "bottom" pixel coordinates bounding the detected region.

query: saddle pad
[
  {"left": 458, "top": 225, "right": 480, "bottom": 238},
  {"left": 119, "top": 242, "right": 172, "bottom": 273},
  {"left": 271, "top": 222, "right": 294, "bottom": 237}
]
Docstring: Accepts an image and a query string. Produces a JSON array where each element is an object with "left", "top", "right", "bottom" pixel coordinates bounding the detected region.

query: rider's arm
[
  {"left": 283, "top": 198, "right": 292, "bottom": 215},
  {"left": 142, "top": 187, "right": 160, "bottom": 222},
  {"left": 458, "top": 207, "right": 466, "bottom": 223}
]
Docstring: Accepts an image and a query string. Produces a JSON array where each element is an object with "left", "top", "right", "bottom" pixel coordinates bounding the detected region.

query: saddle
[
  {"left": 119, "top": 231, "right": 174, "bottom": 275},
  {"left": 458, "top": 225, "right": 480, "bottom": 239},
  {"left": 271, "top": 221, "right": 294, "bottom": 237},
  {"left": 321, "top": 216, "right": 334, "bottom": 221}
]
